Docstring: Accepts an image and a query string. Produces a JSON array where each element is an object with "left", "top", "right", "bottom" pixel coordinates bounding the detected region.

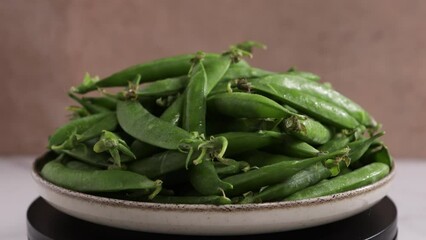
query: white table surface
[{"left": 1, "top": 156, "right": 425, "bottom": 239}]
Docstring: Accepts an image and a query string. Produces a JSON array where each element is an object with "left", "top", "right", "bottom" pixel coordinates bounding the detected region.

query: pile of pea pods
[{"left": 41, "top": 41, "right": 392, "bottom": 205}]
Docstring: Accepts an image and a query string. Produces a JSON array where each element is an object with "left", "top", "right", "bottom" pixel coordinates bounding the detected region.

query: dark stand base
[{"left": 27, "top": 196, "right": 397, "bottom": 240}]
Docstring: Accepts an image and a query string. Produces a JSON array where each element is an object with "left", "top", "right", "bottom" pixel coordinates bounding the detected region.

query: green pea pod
[
  {"left": 283, "top": 115, "right": 332, "bottom": 145},
  {"left": 318, "top": 132, "right": 352, "bottom": 152},
  {"left": 207, "top": 92, "right": 293, "bottom": 119},
  {"left": 59, "top": 142, "right": 110, "bottom": 167},
  {"left": 236, "top": 150, "right": 299, "bottom": 168},
  {"left": 83, "top": 96, "right": 118, "bottom": 110},
  {"left": 69, "top": 92, "right": 111, "bottom": 114},
  {"left": 241, "top": 162, "right": 331, "bottom": 203},
  {"left": 117, "top": 100, "right": 193, "bottom": 150},
  {"left": 129, "top": 140, "right": 160, "bottom": 159},
  {"left": 137, "top": 76, "right": 188, "bottom": 97},
  {"left": 41, "top": 159, "right": 162, "bottom": 194},
  {"left": 247, "top": 80, "right": 360, "bottom": 129},
  {"left": 214, "top": 159, "right": 250, "bottom": 176},
  {"left": 215, "top": 131, "right": 283, "bottom": 156},
  {"left": 71, "top": 54, "right": 217, "bottom": 94},
  {"left": 266, "top": 135, "right": 320, "bottom": 158},
  {"left": 182, "top": 55, "right": 208, "bottom": 133},
  {"left": 148, "top": 195, "right": 232, "bottom": 205},
  {"left": 285, "top": 162, "right": 389, "bottom": 201},
  {"left": 64, "top": 160, "right": 100, "bottom": 171},
  {"left": 348, "top": 132, "right": 385, "bottom": 164},
  {"left": 160, "top": 95, "right": 184, "bottom": 125},
  {"left": 48, "top": 112, "right": 117, "bottom": 148},
  {"left": 189, "top": 160, "right": 233, "bottom": 196},
  {"left": 223, "top": 147, "right": 349, "bottom": 196},
  {"left": 250, "top": 75, "right": 373, "bottom": 127},
  {"left": 128, "top": 151, "right": 188, "bottom": 179},
  {"left": 222, "top": 66, "right": 274, "bottom": 81}
]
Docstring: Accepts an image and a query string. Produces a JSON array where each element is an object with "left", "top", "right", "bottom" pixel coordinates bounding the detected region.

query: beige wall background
[{"left": 0, "top": 0, "right": 425, "bottom": 157}]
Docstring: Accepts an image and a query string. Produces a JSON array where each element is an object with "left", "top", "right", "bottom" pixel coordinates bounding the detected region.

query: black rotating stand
[{"left": 27, "top": 196, "right": 397, "bottom": 240}]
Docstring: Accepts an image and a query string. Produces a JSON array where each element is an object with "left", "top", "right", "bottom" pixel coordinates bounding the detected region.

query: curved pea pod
[
  {"left": 266, "top": 135, "right": 320, "bottom": 158},
  {"left": 283, "top": 115, "right": 332, "bottom": 145},
  {"left": 247, "top": 80, "right": 360, "bottom": 129},
  {"left": 71, "top": 53, "right": 219, "bottom": 94},
  {"left": 249, "top": 75, "right": 374, "bottom": 127},
  {"left": 241, "top": 162, "right": 331, "bottom": 203},
  {"left": 148, "top": 195, "right": 232, "bottom": 205},
  {"left": 189, "top": 160, "right": 233, "bottom": 196},
  {"left": 215, "top": 131, "right": 283, "bottom": 156},
  {"left": 348, "top": 132, "right": 385, "bottom": 164},
  {"left": 207, "top": 92, "right": 293, "bottom": 119},
  {"left": 128, "top": 151, "right": 188, "bottom": 179},
  {"left": 285, "top": 162, "right": 390, "bottom": 201},
  {"left": 137, "top": 76, "right": 188, "bottom": 97},
  {"left": 117, "top": 100, "right": 193, "bottom": 150},
  {"left": 236, "top": 150, "right": 299, "bottom": 168},
  {"left": 223, "top": 147, "right": 349, "bottom": 197},
  {"left": 363, "top": 144, "right": 393, "bottom": 168},
  {"left": 48, "top": 112, "right": 117, "bottom": 149},
  {"left": 41, "top": 159, "right": 162, "bottom": 195}
]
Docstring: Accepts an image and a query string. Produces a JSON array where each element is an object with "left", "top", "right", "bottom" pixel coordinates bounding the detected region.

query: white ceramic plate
[{"left": 32, "top": 153, "right": 395, "bottom": 236}]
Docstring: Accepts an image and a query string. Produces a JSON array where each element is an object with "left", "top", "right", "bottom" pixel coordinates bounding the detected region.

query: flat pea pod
[
  {"left": 283, "top": 115, "right": 332, "bottom": 145},
  {"left": 72, "top": 53, "right": 219, "bottom": 94},
  {"left": 41, "top": 159, "right": 162, "bottom": 193},
  {"left": 128, "top": 151, "right": 188, "bottom": 179},
  {"left": 207, "top": 92, "right": 293, "bottom": 119},
  {"left": 215, "top": 131, "right": 283, "bottom": 156},
  {"left": 250, "top": 75, "right": 373, "bottom": 127},
  {"left": 48, "top": 112, "right": 117, "bottom": 148},
  {"left": 222, "top": 66, "right": 274, "bottom": 81},
  {"left": 285, "top": 162, "right": 390, "bottom": 201},
  {"left": 241, "top": 162, "right": 331, "bottom": 203},
  {"left": 223, "top": 147, "right": 349, "bottom": 196},
  {"left": 117, "top": 100, "right": 193, "bottom": 150},
  {"left": 148, "top": 195, "right": 232, "bottom": 205},
  {"left": 206, "top": 117, "right": 278, "bottom": 135},
  {"left": 189, "top": 160, "right": 233, "bottom": 196},
  {"left": 247, "top": 80, "right": 360, "bottom": 129},
  {"left": 236, "top": 150, "right": 299, "bottom": 168}
]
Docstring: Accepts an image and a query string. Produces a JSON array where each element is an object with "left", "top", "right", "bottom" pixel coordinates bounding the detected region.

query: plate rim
[{"left": 32, "top": 152, "right": 395, "bottom": 212}]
